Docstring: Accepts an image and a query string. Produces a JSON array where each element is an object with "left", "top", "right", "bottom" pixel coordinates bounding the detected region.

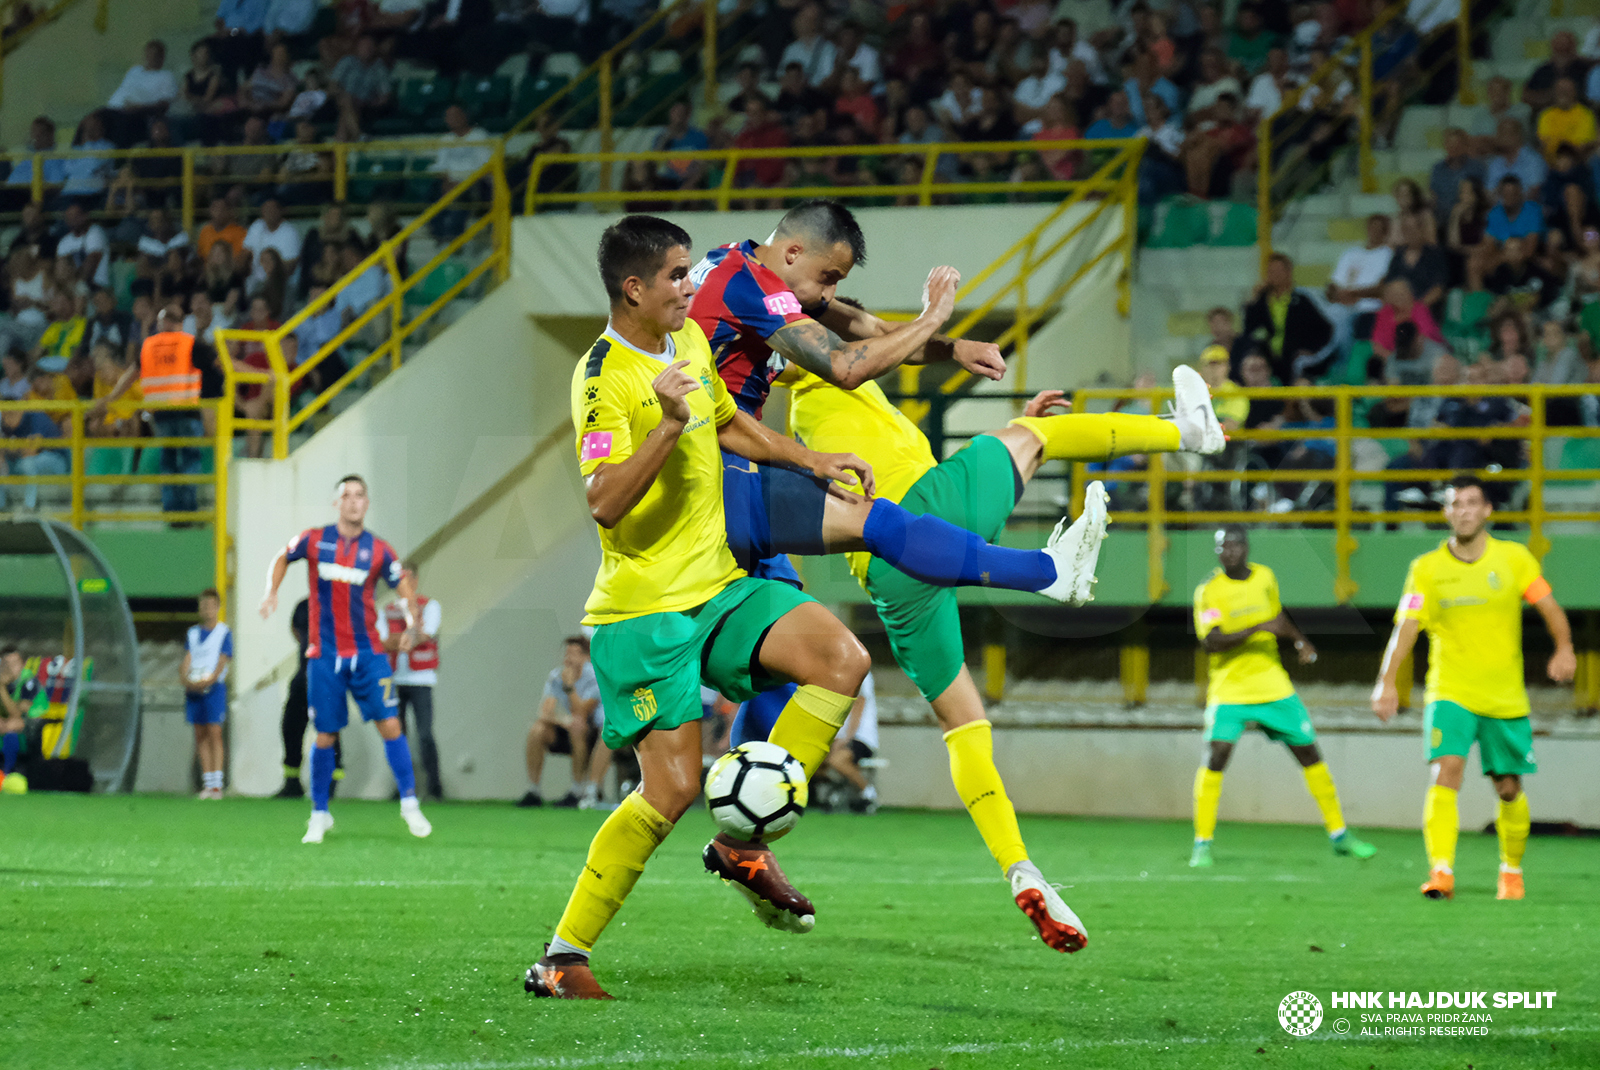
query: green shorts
[
  {"left": 1204, "top": 694, "right": 1318, "bottom": 747},
  {"left": 589, "top": 576, "right": 815, "bottom": 749},
  {"left": 1424, "top": 700, "right": 1537, "bottom": 777},
  {"left": 864, "top": 434, "right": 1017, "bottom": 702}
]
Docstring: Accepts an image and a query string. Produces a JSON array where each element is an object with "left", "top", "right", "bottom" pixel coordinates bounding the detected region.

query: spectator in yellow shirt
[
  {"left": 32, "top": 293, "right": 86, "bottom": 373},
  {"left": 1200, "top": 345, "right": 1249, "bottom": 429},
  {"left": 88, "top": 343, "right": 144, "bottom": 438},
  {"left": 1535, "top": 77, "right": 1596, "bottom": 160}
]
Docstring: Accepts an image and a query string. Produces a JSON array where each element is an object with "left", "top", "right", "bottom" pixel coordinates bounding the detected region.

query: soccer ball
[{"left": 704, "top": 741, "right": 808, "bottom": 843}]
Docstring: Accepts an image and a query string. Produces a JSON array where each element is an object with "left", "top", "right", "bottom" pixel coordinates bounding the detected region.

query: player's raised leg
[{"left": 1286, "top": 743, "right": 1375, "bottom": 858}]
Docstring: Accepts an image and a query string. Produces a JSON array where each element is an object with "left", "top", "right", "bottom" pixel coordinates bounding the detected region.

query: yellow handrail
[
  {"left": 525, "top": 137, "right": 1144, "bottom": 215},
  {"left": 214, "top": 150, "right": 512, "bottom": 460},
  {"left": 1255, "top": 1, "right": 1490, "bottom": 273},
  {"left": 1062, "top": 382, "right": 1600, "bottom": 604}
]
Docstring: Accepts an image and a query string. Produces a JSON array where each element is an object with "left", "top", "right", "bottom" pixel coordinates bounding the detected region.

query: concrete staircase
[{"left": 1131, "top": 0, "right": 1558, "bottom": 376}]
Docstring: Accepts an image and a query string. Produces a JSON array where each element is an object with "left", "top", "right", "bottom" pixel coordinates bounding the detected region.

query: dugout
[{"left": 0, "top": 520, "right": 140, "bottom": 792}]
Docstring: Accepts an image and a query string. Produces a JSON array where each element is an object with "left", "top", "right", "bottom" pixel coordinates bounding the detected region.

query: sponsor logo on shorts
[
  {"left": 763, "top": 291, "right": 802, "bottom": 316},
  {"left": 631, "top": 687, "right": 657, "bottom": 722}
]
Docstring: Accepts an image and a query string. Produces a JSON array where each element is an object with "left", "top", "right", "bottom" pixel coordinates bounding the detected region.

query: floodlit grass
[{"left": 6, "top": 794, "right": 1598, "bottom": 1068}]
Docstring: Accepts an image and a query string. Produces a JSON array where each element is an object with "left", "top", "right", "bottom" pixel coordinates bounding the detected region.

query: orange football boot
[{"left": 1420, "top": 866, "right": 1455, "bottom": 900}]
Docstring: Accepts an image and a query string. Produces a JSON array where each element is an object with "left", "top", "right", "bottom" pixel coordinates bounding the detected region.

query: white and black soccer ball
[{"left": 704, "top": 741, "right": 808, "bottom": 843}]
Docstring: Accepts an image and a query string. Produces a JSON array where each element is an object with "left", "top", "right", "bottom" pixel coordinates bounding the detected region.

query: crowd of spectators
[{"left": 1173, "top": 24, "right": 1600, "bottom": 515}]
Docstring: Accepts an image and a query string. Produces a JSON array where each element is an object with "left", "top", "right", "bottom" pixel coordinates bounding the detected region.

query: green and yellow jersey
[
  {"left": 1398, "top": 537, "right": 1550, "bottom": 719},
  {"left": 1194, "top": 564, "right": 1295, "bottom": 706},
  {"left": 571, "top": 320, "right": 743, "bottom": 625}
]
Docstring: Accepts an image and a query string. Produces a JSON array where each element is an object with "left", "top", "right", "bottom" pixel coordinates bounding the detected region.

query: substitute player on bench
[
  {"left": 1190, "top": 525, "right": 1375, "bottom": 868},
  {"left": 1372, "top": 474, "right": 1576, "bottom": 901},
  {"left": 260, "top": 475, "right": 433, "bottom": 844}
]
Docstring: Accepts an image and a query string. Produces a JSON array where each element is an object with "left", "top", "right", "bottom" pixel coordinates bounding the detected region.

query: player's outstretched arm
[
  {"left": 1202, "top": 624, "right": 1264, "bottom": 653},
  {"left": 259, "top": 550, "right": 289, "bottom": 619},
  {"left": 1532, "top": 593, "right": 1577, "bottom": 682},
  {"left": 815, "top": 296, "right": 1006, "bottom": 381},
  {"left": 769, "top": 266, "right": 960, "bottom": 390},
  {"left": 1371, "top": 617, "right": 1420, "bottom": 721},
  {"left": 715, "top": 408, "right": 875, "bottom": 496},
  {"left": 585, "top": 359, "right": 698, "bottom": 529},
  {"left": 1262, "top": 611, "right": 1318, "bottom": 664}
]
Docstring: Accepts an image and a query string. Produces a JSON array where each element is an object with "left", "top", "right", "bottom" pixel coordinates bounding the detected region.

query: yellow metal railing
[
  {"left": 214, "top": 150, "right": 512, "bottom": 461},
  {"left": 1063, "top": 383, "right": 1600, "bottom": 604},
  {"left": 0, "top": 397, "right": 232, "bottom": 597},
  {"left": 1256, "top": 0, "right": 1492, "bottom": 272},
  {"left": 0, "top": 137, "right": 500, "bottom": 233},
  {"left": 526, "top": 137, "right": 1141, "bottom": 214}
]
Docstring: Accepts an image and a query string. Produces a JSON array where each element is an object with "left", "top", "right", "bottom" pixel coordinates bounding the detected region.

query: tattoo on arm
[{"left": 771, "top": 320, "right": 871, "bottom": 385}]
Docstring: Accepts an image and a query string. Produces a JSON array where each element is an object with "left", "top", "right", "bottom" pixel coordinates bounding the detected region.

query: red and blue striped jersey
[
  {"left": 687, "top": 240, "right": 812, "bottom": 418},
  {"left": 284, "top": 525, "right": 403, "bottom": 660}
]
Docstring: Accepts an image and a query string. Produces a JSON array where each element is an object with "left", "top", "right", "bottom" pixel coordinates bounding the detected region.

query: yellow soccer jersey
[
  {"left": 1398, "top": 537, "right": 1550, "bottom": 718},
  {"left": 572, "top": 320, "right": 743, "bottom": 624},
  {"left": 1194, "top": 564, "right": 1295, "bottom": 705}
]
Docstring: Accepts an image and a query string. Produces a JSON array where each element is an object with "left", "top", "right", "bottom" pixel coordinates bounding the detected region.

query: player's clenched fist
[
  {"left": 652, "top": 358, "right": 700, "bottom": 426},
  {"left": 810, "top": 451, "right": 876, "bottom": 497},
  {"left": 1370, "top": 680, "right": 1399, "bottom": 722},
  {"left": 921, "top": 265, "right": 960, "bottom": 324}
]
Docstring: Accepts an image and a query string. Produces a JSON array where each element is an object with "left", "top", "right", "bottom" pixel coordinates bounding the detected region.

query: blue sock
[
  {"left": 383, "top": 735, "right": 417, "bottom": 799},
  {"left": 2, "top": 732, "right": 18, "bottom": 774},
  {"left": 861, "top": 499, "right": 1056, "bottom": 591},
  {"left": 310, "top": 745, "right": 336, "bottom": 812}
]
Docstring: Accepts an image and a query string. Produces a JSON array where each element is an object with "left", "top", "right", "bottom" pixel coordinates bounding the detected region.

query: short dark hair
[
  {"left": 0, "top": 644, "right": 19, "bottom": 659},
  {"left": 1219, "top": 523, "right": 1248, "bottom": 542},
  {"left": 1448, "top": 473, "right": 1489, "bottom": 498},
  {"left": 336, "top": 473, "right": 368, "bottom": 491},
  {"left": 596, "top": 215, "right": 693, "bottom": 303},
  {"left": 199, "top": 588, "right": 221, "bottom": 602},
  {"left": 564, "top": 635, "right": 590, "bottom": 655},
  {"left": 1498, "top": 174, "right": 1522, "bottom": 188},
  {"left": 774, "top": 200, "right": 867, "bottom": 266}
]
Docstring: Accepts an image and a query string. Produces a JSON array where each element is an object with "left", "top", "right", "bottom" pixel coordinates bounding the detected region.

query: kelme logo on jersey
[
  {"left": 631, "top": 687, "right": 657, "bottom": 722},
  {"left": 1278, "top": 991, "right": 1323, "bottom": 1036},
  {"left": 585, "top": 384, "right": 599, "bottom": 404}
]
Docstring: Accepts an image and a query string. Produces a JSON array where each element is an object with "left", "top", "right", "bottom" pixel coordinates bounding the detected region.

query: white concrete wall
[{"left": 876, "top": 726, "right": 1600, "bottom": 829}]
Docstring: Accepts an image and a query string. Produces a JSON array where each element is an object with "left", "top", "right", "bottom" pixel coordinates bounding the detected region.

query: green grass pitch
[{"left": 6, "top": 794, "right": 1598, "bottom": 1069}]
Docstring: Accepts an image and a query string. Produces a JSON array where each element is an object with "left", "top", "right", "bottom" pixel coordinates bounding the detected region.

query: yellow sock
[
  {"left": 1497, "top": 792, "right": 1530, "bottom": 870},
  {"left": 1009, "top": 413, "right": 1182, "bottom": 462},
  {"left": 944, "top": 719, "right": 1028, "bottom": 874},
  {"left": 769, "top": 683, "right": 855, "bottom": 779},
  {"left": 1193, "top": 767, "right": 1224, "bottom": 841},
  {"left": 1423, "top": 785, "right": 1459, "bottom": 871},
  {"left": 1301, "top": 762, "right": 1347, "bottom": 836},
  {"left": 552, "top": 792, "right": 674, "bottom": 953}
]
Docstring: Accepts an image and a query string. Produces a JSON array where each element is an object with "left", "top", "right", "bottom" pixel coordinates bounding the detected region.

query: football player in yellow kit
[{"left": 1372, "top": 474, "right": 1576, "bottom": 901}]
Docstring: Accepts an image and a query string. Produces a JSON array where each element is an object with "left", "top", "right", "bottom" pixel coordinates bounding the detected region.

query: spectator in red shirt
[
  {"left": 833, "top": 68, "right": 879, "bottom": 137},
  {"left": 1032, "top": 95, "right": 1081, "bottom": 180},
  {"left": 734, "top": 95, "right": 789, "bottom": 194},
  {"left": 1371, "top": 278, "right": 1444, "bottom": 360}
]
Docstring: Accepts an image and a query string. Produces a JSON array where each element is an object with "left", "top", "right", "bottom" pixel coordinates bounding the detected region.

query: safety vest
[
  {"left": 139, "top": 330, "right": 200, "bottom": 403},
  {"left": 385, "top": 596, "right": 438, "bottom": 673}
]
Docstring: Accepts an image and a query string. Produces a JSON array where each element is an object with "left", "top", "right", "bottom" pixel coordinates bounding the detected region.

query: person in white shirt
[
  {"left": 778, "top": 2, "right": 836, "bottom": 87},
  {"left": 1244, "top": 47, "right": 1293, "bottom": 122},
  {"left": 56, "top": 202, "right": 111, "bottom": 290},
  {"left": 1326, "top": 214, "right": 1394, "bottom": 351},
  {"left": 829, "top": 22, "right": 880, "bottom": 87},
  {"left": 1012, "top": 54, "right": 1068, "bottom": 124},
  {"left": 934, "top": 70, "right": 984, "bottom": 131},
  {"left": 520, "top": 636, "right": 602, "bottom": 808},
  {"left": 242, "top": 197, "right": 302, "bottom": 285},
  {"left": 825, "top": 670, "right": 880, "bottom": 813},
  {"left": 377, "top": 566, "right": 444, "bottom": 799},
  {"left": 181, "top": 588, "right": 232, "bottom": 800},
  {"left": 107, "top": 41, "right": 180, "bottom": 147},
  {"left": 434, "top": 104, "right": 493, "bottom": 188}
]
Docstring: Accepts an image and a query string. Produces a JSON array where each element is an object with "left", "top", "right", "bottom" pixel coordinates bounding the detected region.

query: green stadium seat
[
  {"left": 502, "top": 74, "right": 571, "bottom": 131},
  {"left": 1580, "top": 301, "right": 1600, "bottom": 357},
  {"left": 615, "top": 72, "right": 689, "bottom": 127},
  {"left": 407, "top": 259, "right": 469, "bottom": 308},
  {"left": 135, "top": 445, "right": 163, "bottom": 476},
  {"left": 1554, "top": 437, "right": 1600, "bottom": 482},
  {"left": 1145, "top": 197, "right": 1211, "bottom": 249},
  {"left": 85, "top": 447, "right": 130, "bottom": 476},
  {"left": 1444, "top": 288, "right": 1493, "bottom": 359},
  {"left": 457, "top": 74, "right": 511, "bottom": 123},
  {"left": 1336, "top": 339, "right": 1374, "bottom": 386},
  {"left": 371, "top": 76, "right": 457, "bottom": 135},
  {"left": 403, "top": 155, "right": 440, "bottom": 204},
  {"left": 348, "top": 155, "right": 406, "bottom": 203},
  {"left": 1206, "top": 201, "right": 1258, "bottom": 247}
]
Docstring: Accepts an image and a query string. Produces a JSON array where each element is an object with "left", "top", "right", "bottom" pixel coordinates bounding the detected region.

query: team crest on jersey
[
  {"left": 631, "top": 687, "right": 657, "bottom": 722},
  {"left": 1487, "top": 571, "right": 1502, "bottom": 590},
  {"left": 358, "top": 548, "right": 370, "bottom": 563}
]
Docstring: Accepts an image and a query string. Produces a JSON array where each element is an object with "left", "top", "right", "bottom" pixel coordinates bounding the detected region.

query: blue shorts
[
  {"left": 721, "top": 451, "right": 829, "bottom": 587},
  {"left": 730, "top": 681, "right": 796, "bottom": 747},
  {"left": 308, "top": 654, "right": 398, "bottom": 733},
  {"left": 185, "top": 687, "right": 227, "bottom": 725}
]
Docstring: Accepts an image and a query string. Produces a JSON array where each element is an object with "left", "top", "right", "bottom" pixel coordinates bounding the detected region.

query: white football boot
[
  {"left": 302, "top": 810, "right": 334, "bottom": 844},
  {"left": 1171, "top": 365, "right": 1226, "bottom": 454},
  {"left": 1009, "top": 862, "right": 1088, "bottom": 953},
  {"left": 1037, "top": 480, "right": 1110, "bottom": 606},
  {"left": 400, "top": 795, "right": 432, "bottom": 838}
]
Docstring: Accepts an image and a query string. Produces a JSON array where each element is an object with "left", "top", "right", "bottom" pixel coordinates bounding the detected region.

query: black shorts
[
  {"left": 549, "top": 721, "right": 600, "bottom": 755},
  {"left": 848, "top": 739, "right": 875, "bottom": 764}
]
